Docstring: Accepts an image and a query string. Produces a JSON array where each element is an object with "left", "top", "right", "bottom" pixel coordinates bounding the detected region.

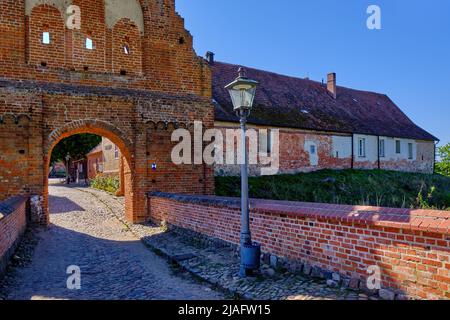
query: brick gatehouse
[{"left": 0, "top": 0, "right": 214, "bottom": 224}]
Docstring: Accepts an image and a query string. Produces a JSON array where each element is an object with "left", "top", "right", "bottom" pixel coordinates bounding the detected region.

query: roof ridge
[
  {"left": 214, "top": 60, "right": 388, "bottom": 97},
  {"left": 211, "top": 61, "right": 438, "bottom": 141}
]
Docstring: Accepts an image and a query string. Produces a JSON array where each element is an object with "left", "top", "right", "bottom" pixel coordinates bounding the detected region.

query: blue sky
[{"left": 176, "top": 0, "right": 450, "bottom": 147}]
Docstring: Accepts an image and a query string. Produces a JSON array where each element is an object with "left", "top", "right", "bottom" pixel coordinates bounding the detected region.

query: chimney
[
  {"left": 327, "top": 72, "right": 337, "bottom": 99},
  {"left": 205, "top": 51, "right": 215, "bottom": 65}
]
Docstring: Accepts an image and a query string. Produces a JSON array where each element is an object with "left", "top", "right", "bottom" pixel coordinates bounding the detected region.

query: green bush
[
  {"left": 216, "top": 170, "right": 450, "bottom": 210},
  {"left": 435, "top": 143, "right": 450, "bottom": 177},
  {"left": 90, "top": 175, "right": 120, "bottom": 194}
]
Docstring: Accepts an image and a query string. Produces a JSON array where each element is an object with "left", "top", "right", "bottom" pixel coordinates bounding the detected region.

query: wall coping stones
[
  {"left": 0, "top": 196, "right": 27, "bottom": 221},
  {"left": 148, "top": 192, "right": 241, "bottom": 209},
  {"left": 148, "top": 192, "right": 450, "bottom": 234}
]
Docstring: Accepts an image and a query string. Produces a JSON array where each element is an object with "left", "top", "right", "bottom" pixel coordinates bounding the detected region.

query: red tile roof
[
  {"left": 211, "top": 61, "right": 438, "bottom": 141},
  {"left": 87, "top": 143, "right": 102, "bottom": 156}
]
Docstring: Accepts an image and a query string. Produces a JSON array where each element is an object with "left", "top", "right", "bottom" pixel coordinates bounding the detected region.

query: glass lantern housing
[{"left": 225, "top": 68, "right": 259, "bottom": 111}]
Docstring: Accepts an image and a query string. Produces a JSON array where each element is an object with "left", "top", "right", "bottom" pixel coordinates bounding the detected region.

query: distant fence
[
  {"left": 148, "top": 192, "right": 450, "bottom": 300},
  {"left": 0, "top": 196, "right": 27, "bottom": 277}
]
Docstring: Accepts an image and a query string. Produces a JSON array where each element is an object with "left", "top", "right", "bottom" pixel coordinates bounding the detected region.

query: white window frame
[
  {"left": 259, "top": 130, "right": 272, "bottom": 155},
  {"left": 358, "top": 138, "right": 366, "bottom": 158},
  {"left": 408, "top": 143, "right": 414, "bottom": 160},
  {"left": 395, "top": 140, "right": 401, "bottom": 154},
  {"left": 42, "top": 31, "right": 50, "bottom": 45},
  {"left": 85, "top": 37, "right": 93, "bottom": 50},
  {"left": 379, "top": 139, "right": 385, "bottom": 158}
]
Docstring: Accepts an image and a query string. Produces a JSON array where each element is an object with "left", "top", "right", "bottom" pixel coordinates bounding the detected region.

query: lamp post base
[
  {"left": 239, "top": 266, "right": 256, "bottom": 278},
  {"left": 239, "top": 242, "right": 261, "bottom": 278}
]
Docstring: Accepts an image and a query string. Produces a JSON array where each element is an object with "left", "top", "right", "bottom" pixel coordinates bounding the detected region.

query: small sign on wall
[{"left": 151, "top": 163, "right": 157, "bottom": 171}]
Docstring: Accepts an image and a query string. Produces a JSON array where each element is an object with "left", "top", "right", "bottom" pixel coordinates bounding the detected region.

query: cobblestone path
[{"left": 0, "top": 184, "right": 223, "bottom": 300}]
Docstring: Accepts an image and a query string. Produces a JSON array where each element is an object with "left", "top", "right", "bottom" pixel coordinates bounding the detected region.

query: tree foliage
[
  {"left": 51, "top": 134, "right": 101, "bottom": 165},
  {"left": 435, "top": 143, "right": 450, "bottom": 177}
]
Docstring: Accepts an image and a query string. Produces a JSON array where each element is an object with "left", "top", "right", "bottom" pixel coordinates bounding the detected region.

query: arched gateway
[
  {"left": 44, "top": 119, "right": 135, "bottom": 223},
  {"left": 0, "top": 0, "right": 214, "bottom": 224}
]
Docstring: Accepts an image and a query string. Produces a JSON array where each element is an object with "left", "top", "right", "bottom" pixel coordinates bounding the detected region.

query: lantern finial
[{"left": 238, "top": 67, "right": 246, "bottom": 78}]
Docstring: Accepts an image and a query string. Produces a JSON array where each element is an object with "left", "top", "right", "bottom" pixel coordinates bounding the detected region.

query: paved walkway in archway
[{"left": 0, "top": 184, "right": 223, "bottom": 300}]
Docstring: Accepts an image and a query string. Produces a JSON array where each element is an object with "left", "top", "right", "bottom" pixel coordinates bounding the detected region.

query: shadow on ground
[
  {"left": 49, "top": 195, "right": 86, "bottom": 214},
  {"left": 0, "top": 223, "right": 222, "bottom": 300}
]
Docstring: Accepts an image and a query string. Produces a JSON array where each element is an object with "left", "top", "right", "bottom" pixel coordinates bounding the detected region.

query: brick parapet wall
[
  {"left": 148, "top": 192, "right": 450, "bottom": 299},
  {"left": 0, "top": 196, "right": 27, "bottom": 277}
]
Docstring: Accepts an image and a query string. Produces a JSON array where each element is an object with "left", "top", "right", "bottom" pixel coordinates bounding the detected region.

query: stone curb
[{"left": 138, "top": 236, "right": 243, "bottom": 300}]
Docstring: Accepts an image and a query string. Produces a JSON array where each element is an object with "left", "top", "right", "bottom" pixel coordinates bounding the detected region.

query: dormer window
[
  {"left": 42, "top": 31, "right": 50, "bottom": 45},
  {"left": 85, "top": 36, "right": 93, "bottom": 50}
]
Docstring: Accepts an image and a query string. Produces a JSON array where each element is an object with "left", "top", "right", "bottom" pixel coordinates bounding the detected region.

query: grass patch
[
  {"left": 90, "top": 175, "right": 119, "bottom": 194},
  {"left": 216, "top": 170, "right": 450, "bottom": 210}
]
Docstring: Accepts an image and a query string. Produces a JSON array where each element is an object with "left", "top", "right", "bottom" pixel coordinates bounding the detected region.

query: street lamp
[
  {"left": 225, "top": 67, "right": 260, "bottom": 277},
  {"left": 65, "top": 153, "right": 70, "bottom": 185}
]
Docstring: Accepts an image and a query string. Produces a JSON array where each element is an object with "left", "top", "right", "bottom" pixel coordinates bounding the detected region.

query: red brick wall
[
  {"left": 71, "top": 0, "right": 106, "bottom": 72},
  {"left": 0, "top": 0, "right": 211, "bottom": 96},
  {"left": 0, "top": 1, "right": 215, "bottom": 224},
  {"left": 28, "top": 5, "right": 66, "bottom": 68},
  {"left": 0, "top": 0, "right": 25, "bottom": 66},
  {"left": 87, "top": 151, "right": 102, "bottom": 180},
  {"left": 149, "top": 193, "right": 450, "bottom": 300},
  {"left": 0, "top": 196, "right": 27, "bottom": 276},
  {"left": 112, "top": 18, "right": 142, "bottom": 76}
]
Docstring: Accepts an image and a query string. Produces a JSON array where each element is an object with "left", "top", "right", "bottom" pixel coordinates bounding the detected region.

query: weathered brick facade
[
  {"left": 0, "top": 0, "right": 214, "bottom": 224},
  {"left": 149, "top": 193, "right": 450, "bottom": 300},
  {"left": 214, "top": 123, "right": 435, "bottom": 176}
]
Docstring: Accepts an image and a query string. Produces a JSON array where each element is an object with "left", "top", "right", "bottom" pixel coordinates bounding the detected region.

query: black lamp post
[{"left": 225, "top": 67, "right": 261, "bottom": 277}]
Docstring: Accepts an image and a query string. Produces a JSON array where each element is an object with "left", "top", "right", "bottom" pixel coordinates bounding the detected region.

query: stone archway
[{"left": 43, "top": 119, "right": 135, "bottom": 224}]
